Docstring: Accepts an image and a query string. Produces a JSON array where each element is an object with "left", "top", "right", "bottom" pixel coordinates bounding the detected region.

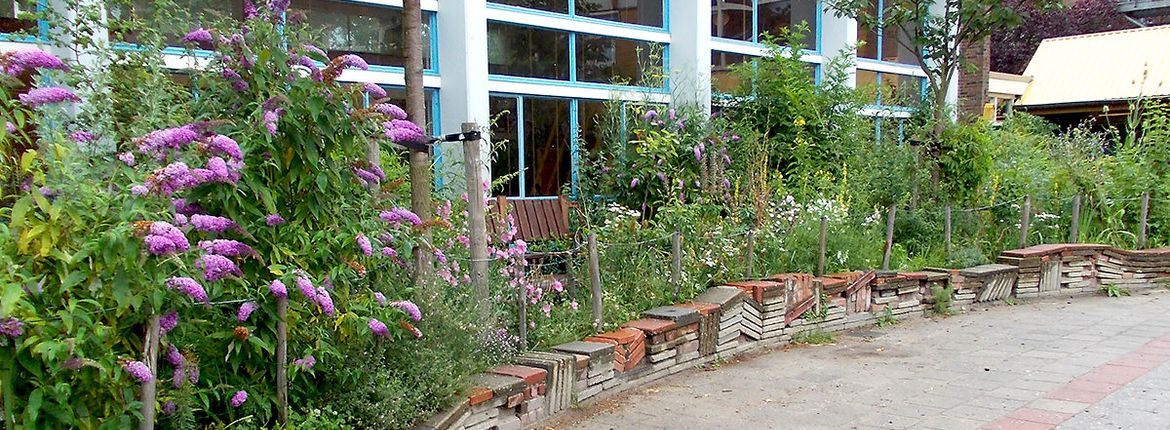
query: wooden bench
[{"left": 489, "top": 196, "right": 574, "bottom": 242}]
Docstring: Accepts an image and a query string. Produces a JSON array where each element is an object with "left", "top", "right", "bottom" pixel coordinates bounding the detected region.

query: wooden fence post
[
  {"left": 462, "top": 122, "right": 490, "bottom": 321},
  {"left": 1069, "top": 195, "right": 1081, "bottom": 244},
  {"left": 881, "top": 205, "right": 896, "bottom": 270},
  {"left": 1018, "top": 195, "right": 1032, "bottom": 249},
  {"left": 745, "top": 230, "right": 755, "bottom": 279},
  {"left": 1139, "top": 192, "right": 1150, "bottom": 249},
  {"left": 588, "top": 233, "right": 603, "bottom": 332},
  {"left": 671, "top": 231, "right": 682, "bottom": 300},
  {"left": 276, "top": 296, "right": 288, "bottom": 425},
  {"left": 517, "top": 281, "right": 528, "bottom": 351},
  {"left": 943, "top": 205, "right": 952, "bottom": 255},
  {"left": 817, "top": 216, "right": 827, "bottom": 277},
  {"left": 139, "top": 314, "right": 161, "bottom": 430}
]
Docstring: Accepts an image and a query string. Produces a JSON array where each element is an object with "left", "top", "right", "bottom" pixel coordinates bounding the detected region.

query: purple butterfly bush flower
[
  {"left": 4, "top": 122, "right": 14, "bottom": 133},
  {"left": 243, "top": 0, "right": 258, "bottom": 18},
  {"left": 356, "top": 234, "right": 373, "bottom": 256},
  {"left": 198, "top": 239, "right": 254, "bottom": 257},
  {"left": 137, "top": 126, "right": 200, "bottom": 160},
  {"left": 630, "top": 178, "right": 639, "bottom": 188},
  {"left": 381, "top": 247, "right": 397, "bottom": 257},
  {"left": 374, "top": 292, "right": 387, "bottom": 307},
  {"left": 315, "top": 288, "right": 335, "bottom": 316},
  {"left": 693, "top": 145, "right": 703, "bottom": 162},
  {"left": 69, "top": 131, "right": 96, "bottom": 143},
  {"left": 336, "top": 54, "right": 369, "bottom": 70},
  {"left": 657, "top": 172, "right": 667, "bottom": 183},
  {"left": 196, "top": 254, "right": 242, "bottom": 282},
  {"left": 353, "top": 167, "right": 381, "bottom": 186},
  {"left": 221, "top": 68, "right": 241, "bottom": 80},
  {"left": 643, "top": 110, "right": 658, "bottom": 122},
  {"left": 117, "top": 152, "right": 136, "bottom": 166},
  {"left": 144, "top": 221, "right": 190, "bottom": 255},
  {"left": 302, "top": 44, "right": 327, "bottom": 58},
  {"left": 172, "top": 199, "right": 201, "bottom": 216},
  {"left": 122, "top": 360, "right": 153, "bottom": 382},
  {"left": 174, "top": 213, "right": 188, "bottom": 227},
  {"left": 3, "top": 48, "right": 68, "bottom": 76},
  {"left": 262, "top": 109, "right": 282, "bottom": 135},
  {"left": 383, "top": 120, "right": 426, "bottom": 145},
  {"left": 162, "top": 401, "right": 177, "bottom": 415},
  {"left": 230, "top": 390, "right": 248, "bottom": 407},
  {"left": 269, "top": 279, "right": 287, "bottom": 298},
  {"left": 373, "top": 103, "right": 407, "bottom": 120},
  {"left": 180, "top": 28, "right": 215, "bottom": 49},
  {"left": 368, "top": 318, "right": 390, "bottom": 337},
  {"left": 295, "top": 275, "right": 315, "bottom": 299},
  {"left": 380, "top": 207, "right": 423, "bottom": 226},
  {"left": 19, "top": 87, "right": 80, "bottom": 107},
  {"left": 160, "top": 310, "right": 178, "bottom": 335},
  {"left": 145, "top": 162, "right": 201, "bottom": 195},
  {"left": 363, "top": 82, "right": 387, "bottom": 99},
  {"left": 668, "top": 109, "right": 677, "bottom": 121},
  {"left": 269, "top": 0, "right": 290, "bottom": 14},
  {"left": 205, "top": 135, "right": 243, "bottom": 160},
  {"left": 231, "top": 80, "right": 249, "bottom": 92},
  {"left": 237, "top": 301, "right": 259, "bottom": 321},
  {"left": 131, "top": 185, "right": 149, "bottom": 196},
  {"left": 0, "top": 317, "right": 22, "bottom": 338},
  {"left": 265, "top": 213, "right": 285, "bottom": 226},
  {"left": 167, "top": 277, "right": 208, "bottom": 303},
  {"left": 292, "top": 355, "right": 316, "bottom": 369},
  {"left": 190, "top": 214, "right": 237, "bottom": 233},
  {"left": 391, "top": 300, "right": 422, "bottom": 322},
  {"left": 166, "top": 344, "right": 184, "bottom": 366}
]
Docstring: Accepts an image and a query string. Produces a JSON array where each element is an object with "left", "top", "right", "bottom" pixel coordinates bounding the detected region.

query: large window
[
  {"left": 492, "top": 0, "right": 665, "bottom": 28},
  {"left": 712, "top": 0, "right": 818, "bottom": 50},
  {"left": 108, "top": 1, "right": 245, "bottom": 44},
  {"left": 856, "top": 69, "right": 921, "bottom": 106},
  {"left": 711, "top": 51, "right": 755, "bottom": 93},
  {"left": 488, "top": 22, "right": 570, "bottom": 80},
  {"left": 856, "top": 0, "right": 917, "bottom": 65},
  {"left": 490, "top": 95, "right": 607, "bottom": 197},
  {"left": 576, "top": 35, "right": 662, "bottom": 85},
  {"left": 297, "top": 0, "right": 434, "bottom": 69},
  {"left": 0, "top": 0, "right": 36, "bottom": 35}
]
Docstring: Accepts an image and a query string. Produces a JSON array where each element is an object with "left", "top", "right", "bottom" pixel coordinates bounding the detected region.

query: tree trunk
[{"left": 404, "top": 0, "right": 434, "bottom": 283}]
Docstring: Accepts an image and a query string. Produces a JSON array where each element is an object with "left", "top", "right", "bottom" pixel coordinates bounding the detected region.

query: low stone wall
[{"left": 414, "top": 243, "right": 1170, "bottom": 430}]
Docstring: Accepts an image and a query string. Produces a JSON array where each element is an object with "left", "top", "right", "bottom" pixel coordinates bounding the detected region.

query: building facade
[{"left": 1, "top": 0, "right": 949, "bottom": 198}]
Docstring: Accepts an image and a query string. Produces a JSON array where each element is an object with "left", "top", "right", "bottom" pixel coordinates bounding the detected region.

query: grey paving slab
[{"left": 542, "top": 291, "right": 1170, "bottom": 430}]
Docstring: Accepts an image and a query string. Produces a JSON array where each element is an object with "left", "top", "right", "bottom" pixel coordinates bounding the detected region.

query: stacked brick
[
  {"left": 828, "top": 271, "right": 874, "bottom": 314},
  {"left": 869, "top": 272, "right": 925, "bottom": 316},
  {"left": 1099, "top": 248, "right": 1170, "bottom": 288},
  {"left": 676, "top": 302, "right": 721, "bottom": 356},
  {"left": 584, "top": 328, "right": 645, "bottom": 374},
  {"left": 693, "top": 286, "right": 747, "bottom": 354},
  {"left": 459, "top": 364, "right": 547, "bottom": 430},
  {"left": 1000, "top": 244, "right": 1170, "bottom": 297},
  {"left": 515, "top": 352, "right": 574, "bottom": 416},
  {"left": 958, "top": 264, "right": 1019, "bottom": 302},
  {"left": 551, "top": 341, "right": 615, "bottom": 402}
]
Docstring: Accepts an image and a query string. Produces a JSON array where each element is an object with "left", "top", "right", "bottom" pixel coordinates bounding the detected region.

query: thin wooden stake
[
  {"left": 463, "top": 122, "right": 491, "bottom": 321},
  {"left": 1019, "top": 195, "right": 1032, "bottom": 249},
  {"left": 881, "top": 205, "right": 896, "bottom": 270},
  {"left": 817, "top": 216, "right": 827, "bottom": 277},
  {"left": 745, "top": 230, "right": 756, "bottom": 279},
  {"left": 139, "top": 315, "right": 161, "bottom": 430},
  {"left": 1069, "top": 195, "right": 1082, "bottom": 243},
  {"left": 588, "top": 233, "right": 602, "bottom": 332},
  {"left": 943, "top": 204, "right": 952, "bottom": 255},
  {"left": 276, "top": 296, "right": 288, "bottom": 425},
  {"left": 671, "top": 231, "right": 682, "bottom": 300},
  {"left": 1139, "top": 192, "right": 1150, "bottom": 249},
  {"left": 517, "top": 278, "right": 528, "bottom": 351},
  {"left": 814, "top": 281, "right": 823, "bottom": 315}
]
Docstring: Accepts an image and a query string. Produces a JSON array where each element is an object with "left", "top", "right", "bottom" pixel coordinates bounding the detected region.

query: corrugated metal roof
[{"left": 1017, "top": 25, "right": 1170, "bottom": 107}]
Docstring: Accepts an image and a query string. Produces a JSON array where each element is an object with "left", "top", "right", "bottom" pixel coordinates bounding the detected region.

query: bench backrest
[{"left": 490, "top": 196, "right": 573, "bottom": 242}]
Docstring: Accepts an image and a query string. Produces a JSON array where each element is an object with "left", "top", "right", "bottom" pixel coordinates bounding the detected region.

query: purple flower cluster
[
  {"left": 160, "top": 310, "right": 178, "bottom": 335},
  {"left": 262, "top": 109, "right": 283, "bottom": 136},
  {"left": 265, "top": 213, "right": 285, "bottom": 226},
  {"left": 166, "top": 277, "right": 208, "bottom": 303},
  {"left": 198, "top": 239, "right": 255, "bottom": 257},
  {"left": 173, "top": 198, "right": 202, "bottom": 215},
  {"left": 190, "top": 214, "right": 237, "bottom": 233},
  {"left": 69, "top": 131, "right": 97, "bottom": 143},
  {"left": 196, "top": 254, "right": 242, "bottom": 281},
  {"left": 391, "top": 300, "right": 422, "bottom": 322},
  {"left": 336, "top": 54, "right": 369, "bottom": 70},
  {"left": 292, "top": 355, "right": 316, "bottom": 369},
  {"left": 138, "top": 127, "right": 200, "bottom": 161},
  {"left": 315, "top": 288, "right": 335, "bottom": 316},
  {"left": 356, "top": 234, "right": 372, "bottom": 256},
  {"left": 374, "top": 292, "right": 387, "bottom": 307},
  {"left": 3, "top": 49, "right": 68, "bottom": 76},
  {"left": 4, "top": 122, "right": 14, "bottom": 133},
  {"left": 269, "top": 279, "right": 287, "bottom": 298},
  {"left": 302, "top": 44, "right": 327, "bottom": 58},
  {"left": 122, "top": 360, "right": 153, "bottom": 382},
  {"left": 181, "top": 28, "right": 215, "bottom": 49},
  {"left": 143, "top": 162, "right": 198, "bottom": 195},
  {"left": 383, "top": 119, "right": 426, "bottom": 145},
  {"left": 0, "top": 317, "right": 22, "bottom": 338},
  {"left": 363, "top": 82, "right": 387, "bottom": 99},
  {"left": 203, "top": 135, "right": 243, "bottom": 160},
  {"left": 19, "top": 87, "right": 80, "bottom": 107},
  {"left": 295, "top": 275, "right": 315, "bottom": 299},
  {"left": 368, "top": 318, "right": 390, "bottom": 337},
  {"left": 237, "top": 301, "right": 259, "bottom": 321},
  {"left": 166, "top": 344, "right": 184, "bottom": 366},
  {"left": 144, "top": 221, "right": 190, "bottom": 256},
  {"left": 353, "top": 167, "right": 381, "bottom": 186},
  {"left": 373, "top": 103, "right": 407, "bottom": 120},
  {"left": 230, "top": 390, "right": 248, "bottom": 407},
  {"left": 379, "top": 207, "right": 423, "bottom": 226},
  {"left": 117, "top": 152, "right": 136, "bottom": 167},
  {"left": 243, "top": 0, "right": 258, "bottom": 18},
  {"left": 162, "top": 401, "right": 177, "bottom": 415}
]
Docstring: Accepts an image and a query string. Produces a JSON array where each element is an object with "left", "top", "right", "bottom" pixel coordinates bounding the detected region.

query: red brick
[
  {"left": 677, "top": 340, "right": 699, "bottom": 355},
  {"left": 588, "top": 328, "right": 643, "bottom": 344},
  {"left": 622, "top": 318, "right": 677, "bottom": 335},
  {"left": 506, "top": 393, "right": 525, "bottom": 408},
  {"left": 724, "top": 280, "right": 783, "bottom": 303},
  {"left": 536, "top": 383, "right": 547, "bottom": 396},
  {"left": 678, "top": 302, "right": 720, "bottom": 316},
  {"left": 467, "top": 386, "right": 493, "bottom": 406},
  {"left": 1006, "top": 408, "right": 1073, "bottom": 425},
  {"left": 900, "top": 272, "right": 929, "bottom": 280},
  {"left": 1062, "top": 379, "right": 1121, "bottom": 394},
  {"left": 492, "top": 365, "right": 547, "bottom": 385}
]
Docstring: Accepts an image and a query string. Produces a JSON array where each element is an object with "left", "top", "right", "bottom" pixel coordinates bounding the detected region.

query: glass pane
[
  {"left": 880, "top": 73, "right": 920, "bottom": 106},
  {"left": 491, "top": 0, "right": 569, "bottom": 15},
  {"left": 297, "top": 1, "right": 433, "bottom": 69},
  {"left": 0, "top": 0, "right": 36, "bottom": 34},
  {"left": 856, "top": 0, "right": 878, "bottom": 59},
  {"left": 108, "top": 0, "right": 245, "bottom": 44},
  {"left": 576, "top": 35, "right": 663, "bottom": 85},
  {"left": 711, "top": 0, "right": 753, "bottom": 41},
  {"left": 490, "top": 96, "right": 522, "bottom": 197},
  {"left": 855, "top": 69, "right": 878, "bottom": 104},
  {"left": 578, "top": 100, "right": 608, "bottom": 153},
  {"left": 711, "top": 51, "right": 754, "bottom": 94},
  {"left": 524, "top": 98, "right": 572, "bottom": 197},
  {"left": 576, "top": 0, "right": 663, "bottom": 27},
  {"left": 487, "top": 22, "right": 570, "bottom": 80},
  {"left": 880, "top": 17, "right": 918, "bottom": 65},
  {"left": 757, "top": 0, "right": 818, "bottom": 50}
]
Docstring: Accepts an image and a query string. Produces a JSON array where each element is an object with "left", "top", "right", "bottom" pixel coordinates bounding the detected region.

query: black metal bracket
[{"left": 428, "top": 130, "right": 481, "bottom": 144}]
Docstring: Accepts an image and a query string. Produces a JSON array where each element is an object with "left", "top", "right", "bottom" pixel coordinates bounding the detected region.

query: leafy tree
[{"left": 991, "top": 0, "right": 1135, "bottom": 74}]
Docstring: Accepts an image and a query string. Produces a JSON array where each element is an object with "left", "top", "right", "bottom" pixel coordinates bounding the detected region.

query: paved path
[{"left": 548, "top": 290, "right": 1170, "bottom": 430}]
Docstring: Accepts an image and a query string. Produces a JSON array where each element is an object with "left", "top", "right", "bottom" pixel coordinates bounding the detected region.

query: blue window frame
[
  {"left": 711, "top": 0, "right": 822, "bottom": 52},
  {"left": 490, "top": 93, "right": 609, "bottom": 197},
  {"left": 856, "top": 69, "right": 923, "bottom": 108},
  {"left": 856, "top": 0, "right": 918, "bottom": 66},
  {"left": 0, "top": 0, "right": 47, "bottom": 42},
  {"left": 489, "top": 0, "right": 668, "bottom": 30}
]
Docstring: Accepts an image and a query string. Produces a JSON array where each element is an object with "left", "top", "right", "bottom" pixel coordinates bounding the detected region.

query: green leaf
[
  {"left": 19, "top": 149, "right": 36, "bottom": 173},
  {"left": 25, "top": 388, "right": 43, "bottom": 424},
  {"left": 9, "top": 196, "right": 30, "bottom": 229},
  {"left": 0, "top": 283, "right": 22, "bottom": 316}
]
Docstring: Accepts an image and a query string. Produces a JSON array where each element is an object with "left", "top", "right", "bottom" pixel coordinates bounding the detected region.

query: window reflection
[
  {"left": 576, "top": 0, "right": 663, "bottom": 27},
  {"left": 524, "top": 98, "right": 572, "bottom": 196},
  {"left": 856, "top": 0, "right": 879, "bottom": 59},
  {"left": 856, "top": 0, "right": 917, "bottom": 65},
  {"left": 576, "top": 35, "right": 662, "bottom": 85},
  {"left": 578, "top": 100, "right": 608, "bottom": 152},
  {"left": 712, "top": 0, "right": 753, "bottom": 41},
  {"left": 757, "top": 0, "right": 818, "bottom": 50},
  {"left": 297, "top": 0, "right": 434, "bottom": 69},
  {"left": 491, "top": 0, "right": 570, "bottom": 15},
  {"left": 879, "top": 73, "right": 920, "bottom": 106},
  {"left": 711, "top": 51, "right": 755, "bottom": 94},
  {"left": 487, "top": 22, "right": 570, "bottom": 80},
  {"left": 108, "top": 0, "right": 244, "bottom": 44},
  {"left": 855, "top": 69, "right": 879, "bottom": 104},
  {"left": 490, "top": 96, "right": 522, "bottom": 197},
  {"left": 0, "top": 0, "right": 36, "bottom": 34}
]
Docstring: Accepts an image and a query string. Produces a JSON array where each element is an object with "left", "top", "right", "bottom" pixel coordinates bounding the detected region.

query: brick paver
[{"left": 550, "top": 290, "right": 1170, "bottom": 429}]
